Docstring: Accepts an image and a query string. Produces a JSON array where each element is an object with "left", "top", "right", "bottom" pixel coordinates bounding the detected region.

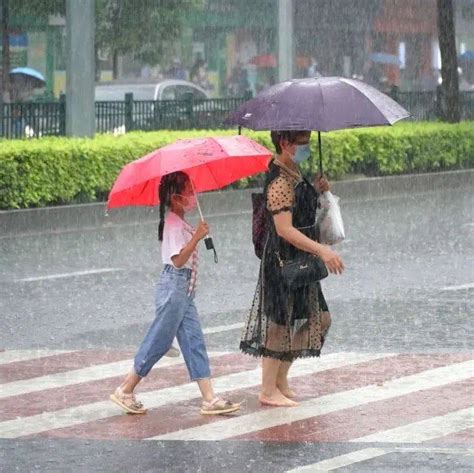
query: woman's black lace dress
[{"left": 240, "top": 160, "right": 330, "bottom": 361}]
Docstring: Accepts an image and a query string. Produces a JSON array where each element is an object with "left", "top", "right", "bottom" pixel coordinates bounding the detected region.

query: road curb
[{"left": 1, "top": 169, "right": 472, "bottom": 237}]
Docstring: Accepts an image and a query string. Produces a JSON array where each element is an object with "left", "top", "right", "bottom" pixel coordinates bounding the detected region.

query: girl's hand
[
  {"left": 194, "top": 220, "right": 209, "bottom": 241},
  {"left": 314, "top": 174, "right": 330, "bottom": 193},
  {"left": 317, "top": 245, "right": 345, "bottom": 275}
]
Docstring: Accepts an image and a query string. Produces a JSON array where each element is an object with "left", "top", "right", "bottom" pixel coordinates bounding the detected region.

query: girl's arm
[
  {"left": 273, "top": 211, "right": 344, "bottom": 274},
  {"left": 171, "top": 221, "right": 209, "bottom": 268}
]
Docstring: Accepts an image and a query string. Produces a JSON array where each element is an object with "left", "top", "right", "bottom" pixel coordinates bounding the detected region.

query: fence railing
[
  {"left": 1, "top": 90, "right": 473, "bottom": 139},
  {"left": 0, "top": 97, "right": 65, "bottom": 139}
]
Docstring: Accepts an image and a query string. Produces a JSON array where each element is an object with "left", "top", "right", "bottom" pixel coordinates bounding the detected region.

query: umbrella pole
[
  {"left": 318, "top": 131, "right": 323, "bottom": 176},
  {"left": 190, "top": 178, "right": 204, "bottom": 222},
  {"left": 190, "top": 178, "right": 218, "bottom": 263}
]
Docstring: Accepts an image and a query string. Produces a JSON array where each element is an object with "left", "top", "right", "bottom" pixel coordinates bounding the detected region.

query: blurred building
[{"left": 2, "top": 0, "right": 473, "bottom": 99}]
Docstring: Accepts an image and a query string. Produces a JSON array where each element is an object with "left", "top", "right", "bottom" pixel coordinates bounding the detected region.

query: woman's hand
[
  {"left": 194, "top": 220, "right": 209, "bottom": 241},
  {"left": 314, "top": 174, "right": 330, "bottom": 193},
  {"left": 317, "top": 245, "right": 345, "bottom": 275}
]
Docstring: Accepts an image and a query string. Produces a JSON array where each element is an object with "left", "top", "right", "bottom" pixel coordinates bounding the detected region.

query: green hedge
[{"left": 0, "top": 122, "right": 473, "bottom": 209}]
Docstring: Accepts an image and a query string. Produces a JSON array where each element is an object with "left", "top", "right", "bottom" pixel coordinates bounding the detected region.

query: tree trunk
[
  {"left": 112, "top": 50, "right": 118, "bottom": 80},
  {"left": 437, "top": 0, "right": 460, "bottom": 122},
  {"left": 95, "top": 44, "right": 101, "bottom": 82},
  {"left": 1, "top": 0, "right": 11, "bottom": 103}
]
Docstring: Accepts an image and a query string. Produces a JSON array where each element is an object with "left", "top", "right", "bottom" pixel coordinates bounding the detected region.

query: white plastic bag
[{"left": 316, "top": 191, "right": 345, "bottom": 245}]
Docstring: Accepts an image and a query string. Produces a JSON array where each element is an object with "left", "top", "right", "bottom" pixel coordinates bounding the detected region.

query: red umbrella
[
  {"left": 107, "top": 135, "right": 272, "bottom": 209},
  {"left": 248, "top": 54, "right": 277, "bottom": 68}
]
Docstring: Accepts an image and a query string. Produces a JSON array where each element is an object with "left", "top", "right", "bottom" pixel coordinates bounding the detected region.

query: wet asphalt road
[{"left": 1, "top": 186, "right": 473, "bottom": 472}]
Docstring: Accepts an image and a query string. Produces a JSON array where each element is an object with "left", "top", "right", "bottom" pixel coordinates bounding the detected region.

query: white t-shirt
[{"left": 161, "top": 212, "right": 197, "bottom": 270}]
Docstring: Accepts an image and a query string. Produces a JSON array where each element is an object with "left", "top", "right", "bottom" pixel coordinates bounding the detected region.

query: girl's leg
[
  {"left": 176, "top": 299, "right": 240, "bottom": 414},
  {"left": 111, "top": 280, "right": 189, "bottom": 414},
  {"left": 132, "top": 286, "right": 188, "bottom": 382},
  {"left": 260, "top": 357, "right": 298, "bottom": 407},
  {"left": 196, "top": 378, "right": 215, "bottom": 403},
  {"left": 120, "top": 371, "right": 142, "bottom": 394},
  {"left": 175, "top": 299, "right": 211, "bottom": 387}
]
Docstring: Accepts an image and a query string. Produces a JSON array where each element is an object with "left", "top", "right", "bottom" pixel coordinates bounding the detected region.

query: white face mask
[{"left": 176, "top": 194, "right": 197, "bottom": 212}]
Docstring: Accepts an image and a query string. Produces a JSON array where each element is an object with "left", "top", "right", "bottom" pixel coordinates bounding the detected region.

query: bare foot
[
  {"left": 277, "top": 385, "right": 296, "bottom": 399},
  {"left": 259, "top": 391, "right": 298, "bottom": 407}
]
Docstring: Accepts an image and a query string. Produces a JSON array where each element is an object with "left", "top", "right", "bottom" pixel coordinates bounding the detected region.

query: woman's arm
[{"left": 273, "top": 211, "right": 344, "bottom": 274}]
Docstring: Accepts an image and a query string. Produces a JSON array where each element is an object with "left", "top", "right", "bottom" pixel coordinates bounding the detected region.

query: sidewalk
[{"left": 1, "top": 169, "right": 472, "bottom": 237}]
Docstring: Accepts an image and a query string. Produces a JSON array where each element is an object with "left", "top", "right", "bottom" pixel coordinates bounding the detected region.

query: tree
[
  {"left": 437, "top": 0, "right": 460, "bottom": 122},
  {"left": 95, "top": 0, "right": 200, "bottom": 79},
  {"left": 1, "top": 0, "right": 64, "bottom": 102}
]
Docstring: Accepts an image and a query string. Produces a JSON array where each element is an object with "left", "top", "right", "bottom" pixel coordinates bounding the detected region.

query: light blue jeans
[{"left": 134, "top": 265, "right": 211, "bottom": 381}]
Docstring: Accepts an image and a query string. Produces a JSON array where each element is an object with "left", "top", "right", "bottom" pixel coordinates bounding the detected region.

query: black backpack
[{"left": 251, "top": 192, "right": 268, "bottom": 259}]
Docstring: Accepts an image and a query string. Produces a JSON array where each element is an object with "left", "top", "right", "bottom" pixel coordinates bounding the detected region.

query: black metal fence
[
  {"left": 0, "top": 97, "right": 66, "bottom": 139},
  {"left": 1, "top": 90, "right": 473, "bottom": 139}
]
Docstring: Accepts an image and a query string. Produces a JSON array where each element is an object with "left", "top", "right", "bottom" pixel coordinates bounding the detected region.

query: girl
[{"left": 111, "top": 171, "right": 241, "bottom": 416}]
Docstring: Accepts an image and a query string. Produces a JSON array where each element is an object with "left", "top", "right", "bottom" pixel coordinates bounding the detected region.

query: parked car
[{"left": 95, "top": 80, "right": 211, "bottom": 131}]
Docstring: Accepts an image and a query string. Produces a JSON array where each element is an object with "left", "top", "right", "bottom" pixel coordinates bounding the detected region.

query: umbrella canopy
[
  {"left": 225, "top": 76, "right": 409, "bottom": 174},
  {"left": 459, "top": 51, "right": 474, "bottom": 62},
  {"left": 369, "top": 52, "right": 402, "bottom": 66},
  {"left": 107, "top": 135, "right": 272, "bottom": 209},
  {"left": 10, "top": 67, "right": 46, "bottom": 83},
  {"left": 225, "top": 76, "right": 409, "bottom": 132}
]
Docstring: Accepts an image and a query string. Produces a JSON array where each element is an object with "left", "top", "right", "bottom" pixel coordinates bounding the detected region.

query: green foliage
[
  {"left": 0, "top": 122, "right": 472, "bottom": 209},
  {"left": 95, "top": 0, "right": 202, "bottom": 67}
]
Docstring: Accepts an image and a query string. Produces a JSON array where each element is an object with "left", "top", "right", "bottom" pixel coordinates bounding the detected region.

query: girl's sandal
[
  {"left": 110, "top": 387, "right": 147, "bottom": 415},
  {"left": 200, "top": 397, "right": 241, "bottom": 415}
]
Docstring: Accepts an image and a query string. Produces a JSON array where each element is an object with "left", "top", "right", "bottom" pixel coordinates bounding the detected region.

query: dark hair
[
  {"left": 270, "top": 130, "right": 309, "bottom": 154},
  {"left": 158, "top": 171, "right": 190, "bottom": 241}
]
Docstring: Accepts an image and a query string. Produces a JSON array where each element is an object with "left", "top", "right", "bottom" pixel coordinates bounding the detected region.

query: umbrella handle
[{"left": 318, "top": 131, "right": 324, "bottom": 177}]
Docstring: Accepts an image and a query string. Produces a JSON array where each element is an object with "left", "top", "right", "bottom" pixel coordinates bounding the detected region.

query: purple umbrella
[{"left": 225, "top": 76, "right": 409, "bottom": 173}]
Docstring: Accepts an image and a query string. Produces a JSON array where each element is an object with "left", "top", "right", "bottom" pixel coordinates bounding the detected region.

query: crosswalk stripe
[
  {"left": 149, "top": 359, "right": 474, "bottom": 441},
  {"left": 202, "top": 322, "right": 244, "bottom": 334},
  {"left": 0, "top": 350, "right": 75, "bottom": 365},
  {"left": 286, "top": 447, "right": 391, "bottom": 472},
  {"left": 0, "top": 352, "right": 392, "bottom": 439},
  {"left": 286, "top": 445, "right": 474, "bottom": 473},
  {"left": 0, "top": 351, "right": 228, "bottom": 400},
  {"left": 352, "top": 407, "right": 474, "bottom": 443}
]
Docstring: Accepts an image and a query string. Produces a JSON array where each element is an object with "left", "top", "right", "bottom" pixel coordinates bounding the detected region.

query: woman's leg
[
  {"left": 276, "top": 361, "right": 296, "bottom": 398},
  {"left": 260, "top": 357, "right": 298, "bottom": 407}
]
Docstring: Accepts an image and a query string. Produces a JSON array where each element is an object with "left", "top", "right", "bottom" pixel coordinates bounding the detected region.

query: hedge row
[{"left": 0, "top": 122, "right": 473, "bottom": 209}]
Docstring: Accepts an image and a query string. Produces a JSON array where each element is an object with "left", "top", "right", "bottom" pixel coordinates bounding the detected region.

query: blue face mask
[{"left": 293, "top": 144, "right": 311, "bottom": 163}]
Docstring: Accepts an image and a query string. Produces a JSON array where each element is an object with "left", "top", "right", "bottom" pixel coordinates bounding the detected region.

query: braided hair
[{"left": 158, "top": 171, "right": 190, "bottom": 241}]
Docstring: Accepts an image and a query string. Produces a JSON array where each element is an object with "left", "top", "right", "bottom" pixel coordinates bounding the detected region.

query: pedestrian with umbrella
[
  {"left": 227, "top": 76, "right": 409, "bottom": 407},
  {"left": 107, "top": 135, "right": 272, "bottom": 415}
]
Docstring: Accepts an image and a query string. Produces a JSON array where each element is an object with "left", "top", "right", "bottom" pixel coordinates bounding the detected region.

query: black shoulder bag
[{"left": 275, "top": 176, "right": 328, "bottom": 289}]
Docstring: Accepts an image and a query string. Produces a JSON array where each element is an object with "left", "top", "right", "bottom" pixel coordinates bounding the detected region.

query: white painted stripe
[
  {"left": 203, "top": 322, "right": 244, "bottom": 335},
  {"left": 150, "top": 359, "right": 474, "bottom": 441},
  {"left": 287, "top": 446, "right": 474, "bottom": 472},
  {"left": 0, "top": 352, "right": 228, "bottom": 400},
  {"left": 287, "top": 447, "right": 390, "bottom": 472},
  {"left": 0, "top": 352, "right": 392, "bottom": 438},
  {"left": 441, "top": 283, "right": 474, "bottom": 291},
  {"left": 15, "top": 268, "right": 123, "bottom": 282},
  {"left": 0, "top": 350, "right": 75, "bottom": 365},
  {"left": 352, "top": 407, "right": 474, "bottom": 444}
]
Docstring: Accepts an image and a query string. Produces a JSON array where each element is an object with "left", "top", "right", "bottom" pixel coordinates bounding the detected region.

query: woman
[{"left": 240, "top": 130, "right": 345, "bottom": 407}]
